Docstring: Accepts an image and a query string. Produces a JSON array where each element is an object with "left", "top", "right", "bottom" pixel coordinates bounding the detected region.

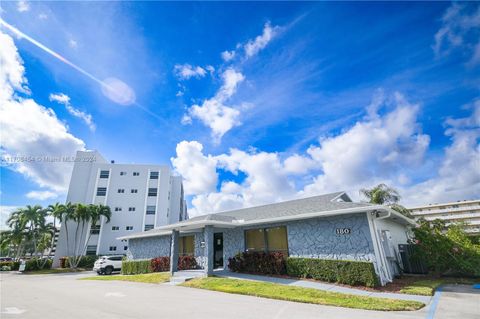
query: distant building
[
  {"left": 53, "top": 150, "right": 187, "bottom": 266},
  {"left": 409, "top": 200, "right": 480, "bottom": 235}
]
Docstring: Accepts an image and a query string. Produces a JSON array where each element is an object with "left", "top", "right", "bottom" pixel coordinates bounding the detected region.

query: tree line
[{"left": 0, "top": 203, "right": 111, "bottom": 269}]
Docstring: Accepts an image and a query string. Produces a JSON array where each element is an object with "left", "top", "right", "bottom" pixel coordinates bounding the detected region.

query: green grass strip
[
  {"left": 182, "top": 277, "right": 424, "bottom": 311},
  {"left": 400, "top": 277, "right": 478, "bottom": 296},
  {"left": 80, "top": 272, "right": 170, "bottom": 284}
]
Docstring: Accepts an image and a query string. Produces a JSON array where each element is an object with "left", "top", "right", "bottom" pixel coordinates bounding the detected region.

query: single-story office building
[{"left": 119, "top": 192, "right": 415, "bottom": 285}]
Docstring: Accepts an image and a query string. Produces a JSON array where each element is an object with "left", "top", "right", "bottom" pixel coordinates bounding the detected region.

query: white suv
[{"left": 93, "top": 256, "right": 123, "bottom": 275}]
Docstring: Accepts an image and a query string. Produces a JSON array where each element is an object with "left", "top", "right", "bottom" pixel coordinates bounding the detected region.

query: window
[
  {"left": 108, "top": 256, "right": 122, "bottom": 261},
  {"left": 114, "top": 207, "right": 122, "bottom": 212},
  {"left": 146, "top": 206, "right": 156, "bottom": 215},
  {"left": 121, "top": 239, "right": 127, "bottom": 243},
  {"left": 111, "top": 226, "right": 119, "bottom": 231},
  {"left": 99, "top": 170, "right": 109, "bottom": 178},
  {"left": 128, "top": 207, "right": 136, "bottom": 212},
  {"left": 126, "top": 226, "right": 133, "bottom": 231},
  {"left": 109, "top": 246, "right": 117, "bottom": 251},
  {"left": 90, "top": 225, "right": 101, "bottom": 235},
  {"left": 144, "top": 224, "right": 154, "bottom": 231},
  {"left": 150, "top": 171, "right": 159, "bottom": 179},
  {"left": 120, "top": 171, "right": 127, "bottom": 176},
  {"left": 86, "top": 245, "right": 97, "bottom": 255},
  {"left": 245, "top": 229, "right": 265, "bottom": 252},
  {"left": 245, "top": 226, "right": 288, "bottom": 254},
  {"left": 179, "top": 236, "right": 194, "bottom": 256},
  {"left": 124, "top": 246, "right": 128, "bottom": 251},
  {"left": 96, "top": 187, "right": 107, "bottom": 196},
  {"left": 133, "top": 172, "right": 140, "bottom": 176},
  {"left": 265, "top": 227, "right": 288, "bottom": 253},
  {"left": 131, "top": 189, "right": 138, "bottom": 193},
  {"left": 148, "top": 188, "right": 157, "bottom": 196},
  {"left": 118, "top": 189, "right": 125, "bottom": 193}
]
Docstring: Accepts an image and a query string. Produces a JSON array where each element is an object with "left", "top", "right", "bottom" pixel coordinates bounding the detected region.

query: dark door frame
[{"left": 213, "top": 232, "right": 224, "bottom": 269}]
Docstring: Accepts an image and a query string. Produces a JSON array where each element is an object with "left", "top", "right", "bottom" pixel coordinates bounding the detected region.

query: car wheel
[{"left": 104, "top": 266, "right": 113, "bottom": 275}]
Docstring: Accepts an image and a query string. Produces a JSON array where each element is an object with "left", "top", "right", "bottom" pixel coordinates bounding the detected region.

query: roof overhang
[{"left": 118, "top": 204, "right": 415, "bottom": 240}]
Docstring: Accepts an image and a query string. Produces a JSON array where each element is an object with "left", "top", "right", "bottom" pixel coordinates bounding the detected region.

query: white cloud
[
  {"left": 283, "top": 154, "right": 317, "bottom": 175},
  {"left": 17, "top": 1, "right": 30, "bottom": 12},
  {"left": 171, "top": 141, "right": 218, "bottom": 195},
  {"left": 178, "top": 22, "right": 281, "bottom": 142},
  {"left": 49, "top": 93, "right": 96, "bottom": 131},
  {"left": 401, "top": 100, "right": 480, "bottom": 206},
  {"left": 221, "top": 50, "right": 235, "bottom": 62},
  {"left": 0, "top": 31, "right": 86, "bottom": 193},
  {"left": 0, "top": 206, "right": 19, "bottom": 230},
  {"left": 26, "top": 190, "right": 58, "bottom": 201},
  {"left": 433, "top": 3, "right": 480, "bottom": 64},
  {"left": 174, "top": 64, "right": 210, "bottom": 80},
  {"left": 244, "top": 22, "right": 280, "bottom": 58},
  {"left": 301, "top": 92, "right": 430, "bottom": 197},
  {"left": 186, "top": 68, "right": 245, "bottom": 142},
  {"left": 38, "top": 13, "right": 48, "bottom": 20},
  {"left": 173, "top": 91, "right": 478, "bottom": 217}
]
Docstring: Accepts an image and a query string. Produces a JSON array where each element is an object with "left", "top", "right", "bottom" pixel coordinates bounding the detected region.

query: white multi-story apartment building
[
  {"left": 53, "top": 150, "right": 187, "bottom": 266},
  {"left": 409, "top": 200, "right": 480, "bottom": 235}
]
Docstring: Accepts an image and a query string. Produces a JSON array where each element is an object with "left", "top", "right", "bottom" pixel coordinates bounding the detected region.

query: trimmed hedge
[
  {"left": 228, "top": 252, "right": 287, "bottom": 275},
  {"left": 286, "top": 257, "right": 379, "bottom": 287},
  {"left": 124, "top": 256, "right": 198, "bottom": 275},
  {"left": 122, "top": 259, "right": 152, "bottom": 275}
]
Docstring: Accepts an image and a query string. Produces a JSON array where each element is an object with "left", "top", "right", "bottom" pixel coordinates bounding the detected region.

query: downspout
[{"left": 371, "top": 209, "right": 393, "bottom": 284}]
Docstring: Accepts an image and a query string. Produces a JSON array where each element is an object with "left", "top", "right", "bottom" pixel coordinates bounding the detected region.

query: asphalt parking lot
[{"left": 0, "top": 272, "right": 478, "bottom": 319}]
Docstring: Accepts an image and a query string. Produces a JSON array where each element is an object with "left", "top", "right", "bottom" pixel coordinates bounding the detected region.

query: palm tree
[
  {"left": 360, "top": 184, "right": 412, "bottom": 218},
  {"left": 67, "top": 204, "right": 112, "bottom": 269},
  {"left": 360, "top": 183, "right": 400, "bottom": 205},
  {"left": 6, "top": 209, "right": 28, "bottom": 260},
  {"left": 47, "top": 202, "right": 64, "bottom": 230}
]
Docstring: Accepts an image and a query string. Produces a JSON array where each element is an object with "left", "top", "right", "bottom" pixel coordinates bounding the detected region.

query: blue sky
[{"left": 1, "top": 1, "right": 479, "bottom": 221}]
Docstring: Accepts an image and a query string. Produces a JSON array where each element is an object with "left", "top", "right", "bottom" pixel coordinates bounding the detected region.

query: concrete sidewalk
[{"left": 214, "top": 270, "right": 432, "bottom": 304}]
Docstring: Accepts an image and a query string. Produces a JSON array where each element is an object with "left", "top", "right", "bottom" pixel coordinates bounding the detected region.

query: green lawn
[
  {"left": 399, "top": 279, "right": 443, "bottom": 296},
  {"left": 80, "top": 272, "right": 170, "bottom": 284},
  {"left": 181, "top": 277, "right": 424, "bottom": 311},
  {"left": 24, "top": 268, "right": 87, "bottom": 275},
  {"left": 400, "top": 277, "right": 478, "bottom": 296}
]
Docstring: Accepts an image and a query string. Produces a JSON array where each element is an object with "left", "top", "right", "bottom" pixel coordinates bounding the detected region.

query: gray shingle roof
[{"left": 186, "top": 191, "right": 373, "bottom": 223}]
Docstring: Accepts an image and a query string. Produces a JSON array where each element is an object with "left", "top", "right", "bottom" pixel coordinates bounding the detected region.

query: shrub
[
  {"left": 228, "top": 251, "right": 287, "bottom": 275},
  {"left": 122, "top": 259, "right": 152, "bottom": 275},
  {"left": 286, "top": 257, "right": 379, "bottom": 287},
  {"left": 24, "top": 258, "right": 53, "bottom": 271},
  {"left": 411, "top": 219, "right": 480, "bottom": 277},
  {"left": 178, "top": 255, "right": 197, "bottom": 270},
  {"left": 0, "top": 261, "right": 20, "bottom": 271},
  {"left": 151, "top": 257, "right": 170, "bottom": 272}
]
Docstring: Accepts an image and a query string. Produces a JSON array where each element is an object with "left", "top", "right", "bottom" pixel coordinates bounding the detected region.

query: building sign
[{"left": 335, "top": 228, "right": 351, "bottom": 235}]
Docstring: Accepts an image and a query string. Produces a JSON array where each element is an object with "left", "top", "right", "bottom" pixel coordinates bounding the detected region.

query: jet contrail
[
  {"left": 0, "top": 18, "right": 166, "bottom": 122},
  {"left": 0, "top": 18, "right": 104, "bottom": 87}
]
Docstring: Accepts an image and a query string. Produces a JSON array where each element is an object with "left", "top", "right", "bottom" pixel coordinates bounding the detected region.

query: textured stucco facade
[
  {"left": 127, "top": 235, "right": 171, "bottom": 259},
  {"left": 127, "top": 213, "right": 375, "bottom": 268}
]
